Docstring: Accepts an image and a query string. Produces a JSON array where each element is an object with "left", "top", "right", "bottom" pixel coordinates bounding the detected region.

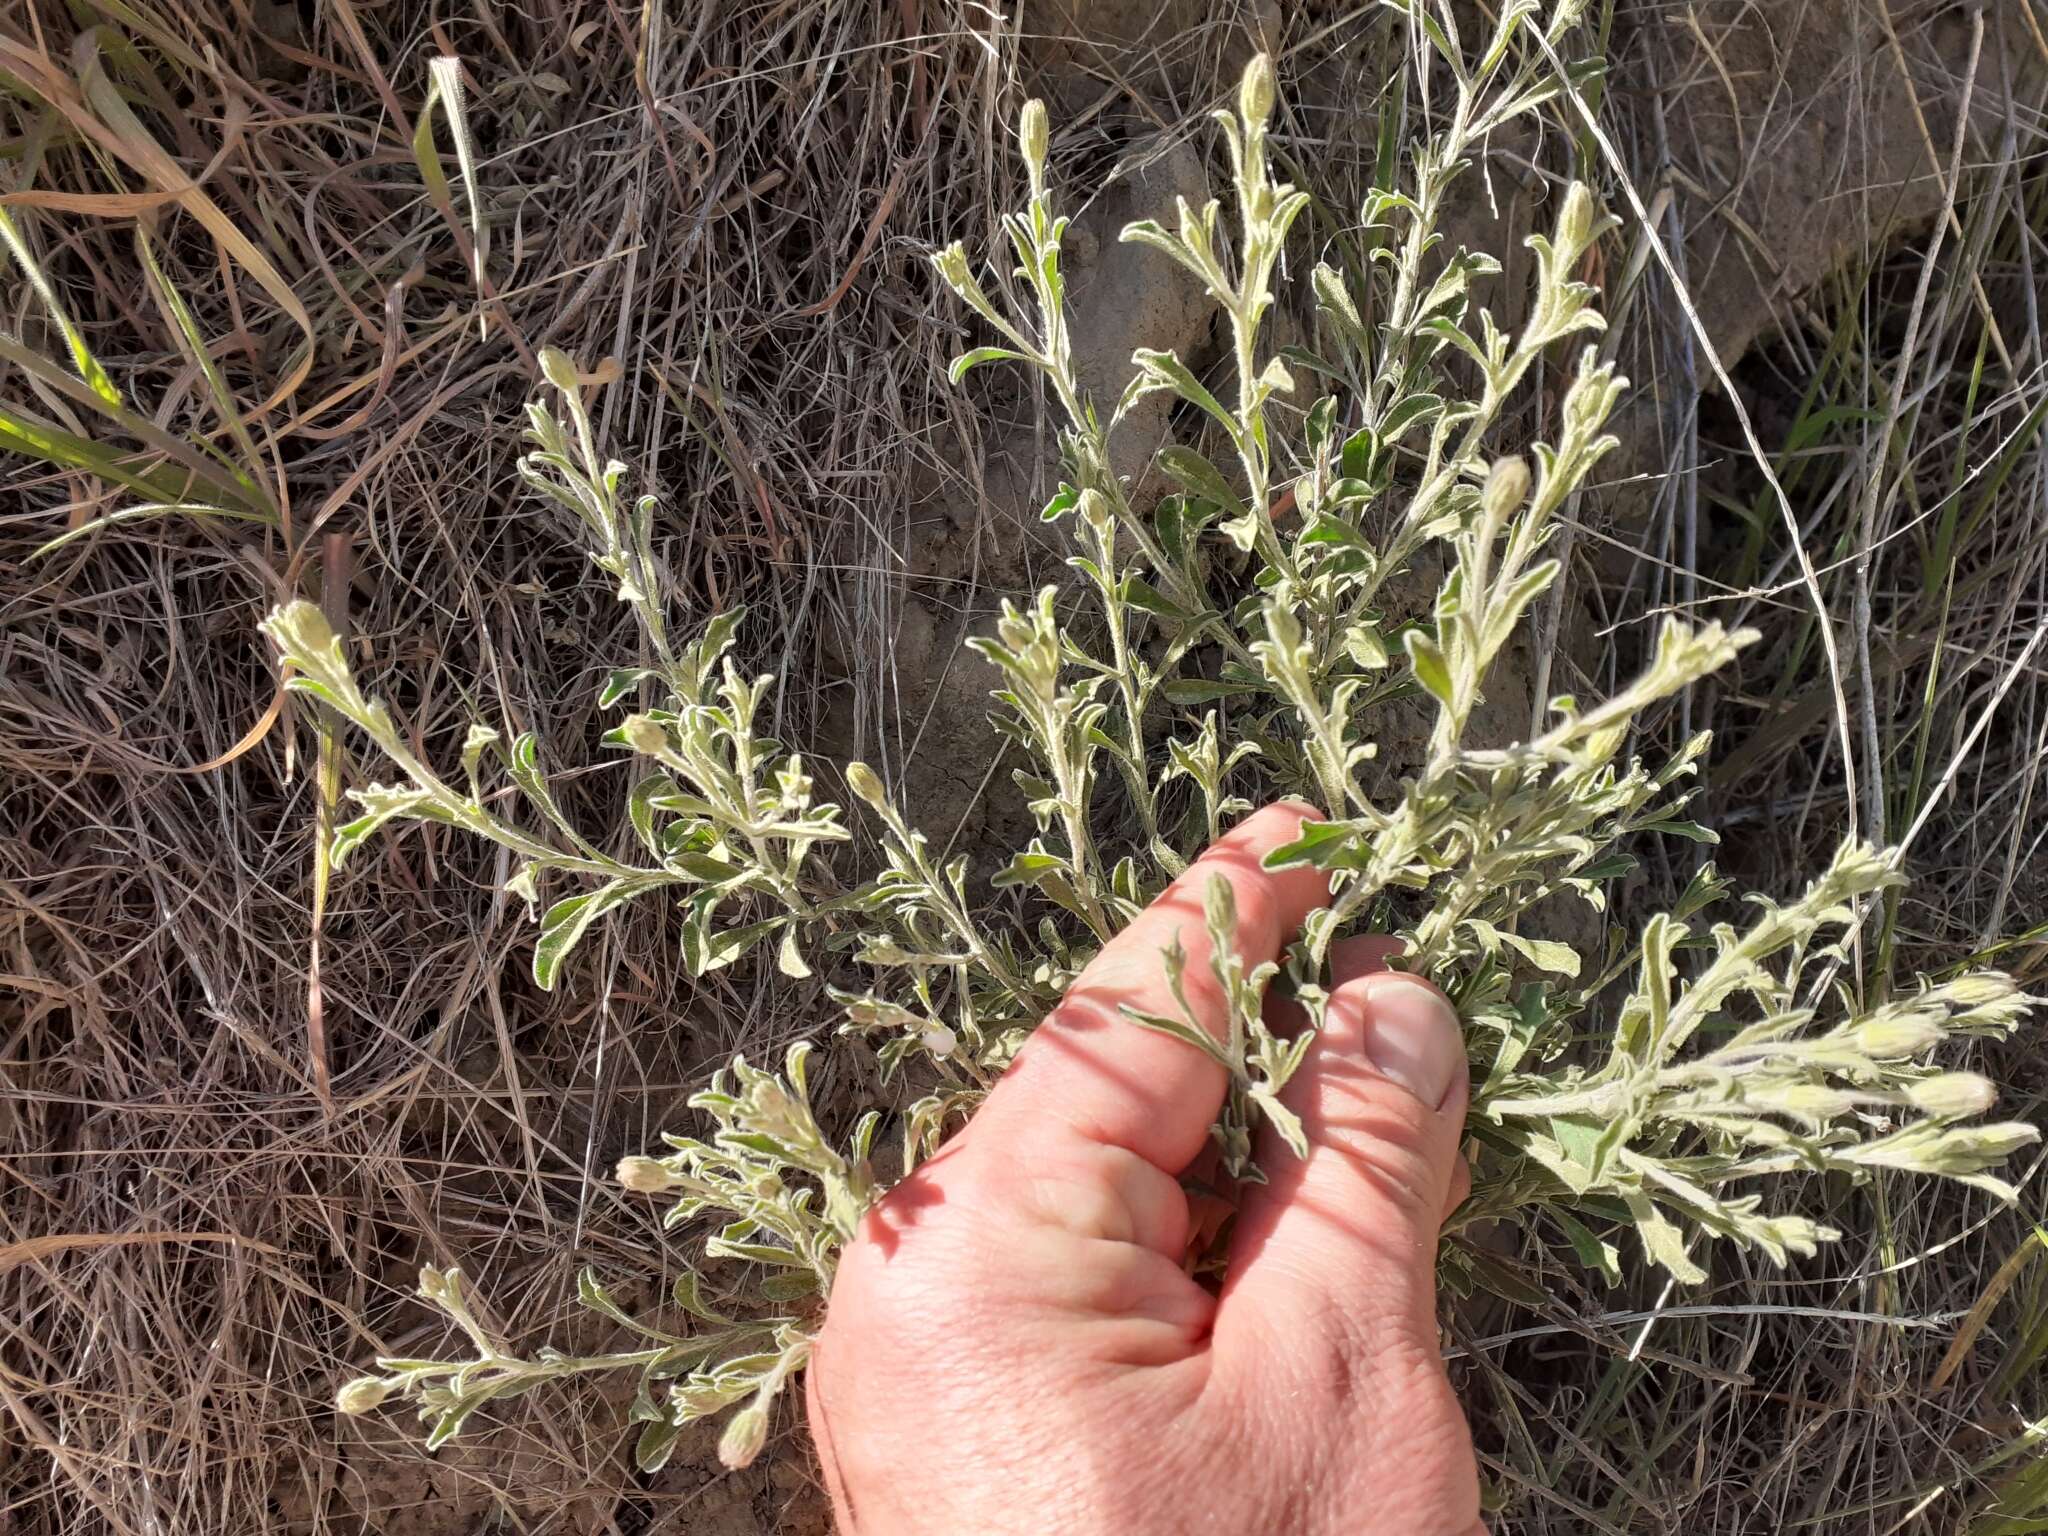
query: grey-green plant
[{"left": 277, "top": 0, "right": 2035, "bottom": 1470}]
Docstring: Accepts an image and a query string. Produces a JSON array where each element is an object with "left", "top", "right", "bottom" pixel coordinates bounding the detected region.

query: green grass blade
[
  {"left": 29, "top": 501, "right": 273, "bottom": 559},
  {"left": 0, "top": 205, "right": 122, "bottom": 408}
]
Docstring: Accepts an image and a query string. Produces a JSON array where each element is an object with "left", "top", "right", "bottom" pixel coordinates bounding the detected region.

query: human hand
[{"left": 807, "top": 802, "right": 1482, "bottom": 1535}]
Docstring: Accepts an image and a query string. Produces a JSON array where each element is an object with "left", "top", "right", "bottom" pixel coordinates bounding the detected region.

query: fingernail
[{"left": 1357, "top": 976, "right": 1465, "bottom": 1109}]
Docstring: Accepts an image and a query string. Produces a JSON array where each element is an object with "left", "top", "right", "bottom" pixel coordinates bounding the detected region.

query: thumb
[{"left": 1214, "top": 949, "right": 1467, "bottom": 1375}]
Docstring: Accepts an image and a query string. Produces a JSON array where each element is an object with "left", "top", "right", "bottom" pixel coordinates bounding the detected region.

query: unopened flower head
[
  {"left": 931, "top": 243, "right": 972, "bottom": 293},
  {"left": 1019, "top": 98, "right": 1049, "bottom": 178},
  {"left": 1851, "top": 1012, "right": 1944, "bottom": 1060},
  {"left": 1481, "top": 456, "right": 1532, "bottom": 527},
  {"left": 336, "top": 1376, "right": 391, "bottom": 1415},
  {"left": 718, "top": 1404, "right": 769, "bottom": 1469},
  {"left": 1239, "top": 52, "right": 1275, "bottom": 129},
  {"left": 844, "top": 760, "right": 885, "bottom": 808},
  {"left": 617, "top": 1155, "right": 683, "bottom": 1193},
  {"left": 1756, "top": 1082, "right": 1857, "bottom": 1123},
  {"left": 1908, "top": 1072, "right": 1998, "bottom": 1119},
  {"left": 622, "top": 714, "right": 669, "bottom": 756}
]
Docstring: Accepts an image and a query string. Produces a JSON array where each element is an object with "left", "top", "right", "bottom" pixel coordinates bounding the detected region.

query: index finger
[{"left": 970, "top": 801, "right": 1331, "bottom": 1176}]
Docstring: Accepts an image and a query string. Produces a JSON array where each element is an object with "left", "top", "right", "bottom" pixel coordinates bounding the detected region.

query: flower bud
[
  {"left": 1202, "top": 871, "right": 1238, "bottom": 937},
  {"left": 616, "top": 1155, "right": 682, "bottom": 1194},
  {"left": 931, "top": 243, "right": 972, "bottom": 294},
  {"left": 1239, "top": 53, "right": 1275, "bottom": 130},
  {"left": 859, "top": 936, "right": 910, "bottom": 966},
  {"left": 1939, "top": 973, "right": 2016, "bottom": 1007},
  {"left": 1851, "top": 1013, "right": 1943, "bottom": 1060},
  {"left": 1481, "top": 455, "right": 1532, "bottom": 527},
  {"left": 621, "top": 715, "right": 668, "bottom": 757},
  {"left": 844, "top": 761, "right": 885, "bottom": 807},
  {"left": 920, "top": 1024, "right": 958, "bottom": 1058},
  {"left": 539, "top": 347, "right": 579, "bottom": 394},
  {"left": 1075, "top": 487, "right": 1112, "bottom": 537},
  {"left": 1908, "top": 1072, "right": 1997, "bottom": 1119},
  {"left": 1758, "top": 1083, "right": 1855, "bottom": 1123},
  {"left": 1937, "top": 973, "right": 2028, "bottom": 1033},
  {"left": 335, "top": 1376, "right": 390, "bottom": 1415},
  {"left": 776, "top": 757, "right": 814, "bottom": 811},
  {"left": 1019, "top": 98, "right": 1049, "bottom": 173},
  {"left": 717, "top": 1404, "right": 769, "bottom": 1469},
  {"left": 1893, "top": 1122, "right": 2039, "bottom": 1178},
  {"left": 1954, "top": 1124, "right": 2039, "bottom": 1163}
]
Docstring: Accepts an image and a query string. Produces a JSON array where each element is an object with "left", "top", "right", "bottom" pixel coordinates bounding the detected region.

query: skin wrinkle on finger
[
  {"left": 1265, "top": 1141, "right": 1444, "bottom": 1264},
  {"left": 1292, "top": 1067, "right": 1461, "bottom": 1217},
  {"left": 1054, "top": 1241, "right": 1217, "bottom": 1350},
  {"left": 978, "top": 1224, "right": 1199, "bottom": 1326},
  {"left": 963, "top": 1039, "right": 1228, "bottom": 1191},
  {"left": 1218, "top": 1115, "right": 1462, "bottom": 1343},
  {"left": 989, "top": 1001, "right": 1231, "bottom": 1167},
  {"left": 1004, "top": 1153, "right": 1144, "bottom": 1245},
  {"left": 991, "top": 1139, "right": 1192, "bottom": 1257}
]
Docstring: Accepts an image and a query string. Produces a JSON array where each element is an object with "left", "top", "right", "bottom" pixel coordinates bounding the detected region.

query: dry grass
[
  {"left": 2, "top": 2, "right": 1025, "bottom": 1528},
  {"left": 2, "top": 0, "right": 2046, "bottom": 1532}
]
